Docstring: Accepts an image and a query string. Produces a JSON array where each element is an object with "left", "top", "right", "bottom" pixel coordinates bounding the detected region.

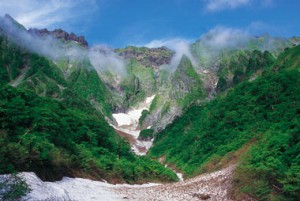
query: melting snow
[
  {"left": 10, "top": 165, "right": 235, "bottom": 201},
  {"left": 15, "top": 172, "right": 159, "bottom": 201},
  {"left": 112, "top": 95, "right": 156, "bottom": 154},
  {"left": 112, "top": 113, "right": 133, "bottom": 127}
]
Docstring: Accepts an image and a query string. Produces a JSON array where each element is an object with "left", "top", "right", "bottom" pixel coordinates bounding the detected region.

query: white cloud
[
  {"left": 89, "top": 45, "right": 126, "bottom": 76},
  {"left": 204, "top": 0, "right": 274, "bottom": 12},
  {"left": 141, "top": 26, "right": 249, "bottom": 70},
  {"left": 0, "top": 14, "right": 86, "bottom": 60},
  {"left": 144, "top": 38, "right": 197, "bottom": 71},
  {"left": 0, "top": 0, "right": 97, "bottom": 28},
  {"left": 200, "top": 26, "right": 249, "bottom": 48},
  {"left": 0, "top": 15, "right": 126, "bottom": 78},
  {"left": 205, "top": 0, "right": 250, "bottom": 11}
]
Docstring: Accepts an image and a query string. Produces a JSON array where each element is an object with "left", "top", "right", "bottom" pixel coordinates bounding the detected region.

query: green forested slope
[
  {"left": 0, "top": 35, "right": 177, "bottom": 183},
  {"left": 216, "top": 50, "right": 276, "bottom": 92},
  {"left": 149, "top": 46, "right": 300, "bottom": 200}
]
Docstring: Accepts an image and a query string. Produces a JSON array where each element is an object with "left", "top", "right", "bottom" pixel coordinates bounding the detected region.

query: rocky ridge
[
  {"left": 115, "top": 46, "right": 174, "bottom": 69},
  {"left": 28, "top": 28, "right": 88, "bottom": 47}
]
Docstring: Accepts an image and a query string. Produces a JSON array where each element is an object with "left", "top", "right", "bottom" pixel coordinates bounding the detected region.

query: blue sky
[{"left": 0, "top": 0, "right": 299, "bottom": 47}]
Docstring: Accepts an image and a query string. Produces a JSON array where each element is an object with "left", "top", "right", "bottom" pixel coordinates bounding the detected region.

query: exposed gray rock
[
  {"left": 115, "top": 46, "right": 174, "bottom": 68},
  {"left": 28, "top": 28, "right": 88, "bottom": 47}
]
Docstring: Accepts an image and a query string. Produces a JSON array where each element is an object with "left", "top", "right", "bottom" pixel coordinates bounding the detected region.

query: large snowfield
[{"left": 11, "top": 165, "right": 234, "bottom": 201}]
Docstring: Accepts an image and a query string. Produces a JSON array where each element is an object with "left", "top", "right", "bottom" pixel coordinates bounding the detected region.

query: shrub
[{"left": 0, "top": 173, "right": 30, "bottom": 201}]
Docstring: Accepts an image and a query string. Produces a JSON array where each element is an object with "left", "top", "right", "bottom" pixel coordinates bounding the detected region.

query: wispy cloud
[
  {"left": 0, "top": 0, "right": 97, "bottom": 28},
  {"left": 205, "top": 0, "right": 250, "bottom": 12},
  {"left": 0, "top": 15, "right": 125, "bottom": 77},
  {"left": 143, "top": 38, "right": 197, "bottom": 71},
  {"left": 204, "top": 0, "right": 274, "bottom": 12},
  {"left": 89, "top": 45, "right": 126, "bottom": 76},
  {"left": 200, "top": 26, "right": 249, "bottom": 48}
]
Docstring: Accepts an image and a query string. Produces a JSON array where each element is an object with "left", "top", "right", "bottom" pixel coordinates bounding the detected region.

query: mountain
[
  {"left": 149, "top": 45, "right": 300, "bottom": 200},
  {"left": 0, "top": 15, "right": 178, "bottom": 186},
  {"left": 28, "top": 28, "right": 88, "bottom": 47},
  {"left": 1, "top": 14, "right": 300, "bottom": 200},
  {"left": 104, "top": 33, "right": 299, "bottom": 133}
]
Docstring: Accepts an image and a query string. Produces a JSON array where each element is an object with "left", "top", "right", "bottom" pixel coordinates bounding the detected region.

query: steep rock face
[
  {"left": 100, "top": 57, "right": 160, "bottom": 116},
  {"left": 142, "top": 101, "right": 182, "bottom": 133},
  {"left": 215, "top": 50, "right": 276, "bottom": 93},
  {"left": 28, "top": 28, "right": 88, "bottom": 47},
  {"left": 170, "top": 55, "right": 204, "bottom": 108},
  {"left": 200, "top": 69, "right": 218, "bottom": 99},
  {"left": 115, "top": 46, "right": 174, "bottom": 69},
  {"left": 140, "top": 56, "right": 205, "bottom": 132}
]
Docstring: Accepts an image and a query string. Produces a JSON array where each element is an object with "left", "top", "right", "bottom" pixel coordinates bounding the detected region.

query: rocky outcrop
[
  {"left": 115, "top": 46, "right": 174, "bottom": 69},
  {"left": 143, "top": 102, "right": 182, "bottom": 133},
  {"left": 140, "top": 56, "right": 204, "bottom": 133},
  {"left": 170, "top": 55, "right": 204, "bottom": 106},
  {"left": 28, "top": 28, "right": 88, "bottom": 47}
]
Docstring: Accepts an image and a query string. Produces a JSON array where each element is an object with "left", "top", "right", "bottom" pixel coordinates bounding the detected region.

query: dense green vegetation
[
  {"left": 138, "top": 129, "right": 154, "bottom": 140},
  {"left": 0, "top": 36, "right": 26, "bottom": 86},
  {"left": 191, "top": 35, "right": 297, "bottom": 70},
  {"left": 0, "top": 85, "right": 177, "bottom": 183},
  {"left": 216, "top": 50, "right": 276, "bottom": 92},
  {"left": 0, "top": 34, "right": 177, "bottom": 184},
  {"left": 150, "top": 46, "right": 300, "bottom": 200},
  {"left": 0, "top": 34, "right": 113, "bottom": 117},
  {"left": 274, "top": 45, "right": 300, "bottom": 70},
  {"left": 69, "top": 66, "right": 112, "bottom": 116}
]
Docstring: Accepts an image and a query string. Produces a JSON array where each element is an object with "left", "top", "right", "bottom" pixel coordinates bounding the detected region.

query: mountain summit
[{"left": 28, "top": 28, "right": 88, "bottom": 47}]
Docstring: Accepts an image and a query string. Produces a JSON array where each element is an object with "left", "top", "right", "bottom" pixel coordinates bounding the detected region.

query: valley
[{"left": 0, "top": 11, "right": 300, "bottom": 201}]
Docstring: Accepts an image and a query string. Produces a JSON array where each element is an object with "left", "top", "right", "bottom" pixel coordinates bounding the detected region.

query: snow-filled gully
[
  {"left": 112, "top": 95, "right": 184, "bottom": 181},
  {"left": 112, "top": 95, "right": 156, "bottom": 155}
]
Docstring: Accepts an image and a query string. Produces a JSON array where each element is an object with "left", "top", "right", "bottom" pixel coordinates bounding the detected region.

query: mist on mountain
[{"left": 0, "top": 14, "right": 126, "bottom": 77}]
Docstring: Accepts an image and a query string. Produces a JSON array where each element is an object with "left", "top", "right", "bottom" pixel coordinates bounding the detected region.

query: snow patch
[
  {"left": 112, "top": 113, "right": 133, "bottom": 127},
  {"left": 1, "top": 165, "right": 235, "bottom": 201},
  {"left": 113, "top": 95, "right": 155, "bottom": 130},
  {"left": 15, "top": 172, "right": 160, "bottom": 201},
  {"left": 176, "top": 172, "right": 184, "bottom": 182},
  {"left": 112, "top": 95, "right": 156, "bottom": 154}
]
